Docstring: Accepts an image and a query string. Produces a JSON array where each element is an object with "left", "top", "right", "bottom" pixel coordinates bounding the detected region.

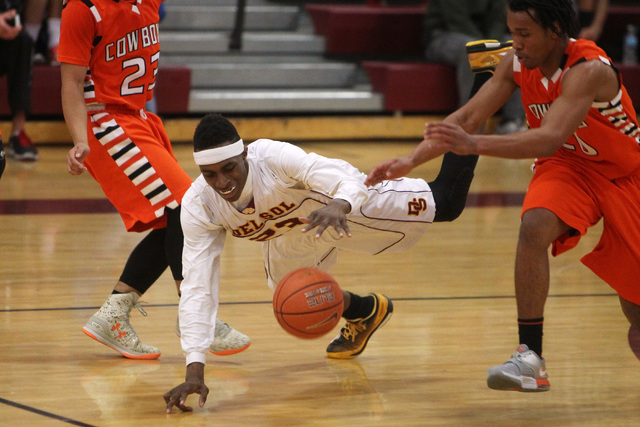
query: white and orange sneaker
[
  {"left": 83, "top": 292, "right": 161, "bottom": 360},
  {"left": 487, "top": 344, "right": 550, "bottom": 392},
  {"left": 176, "top": 317, "right": 251, "bottom": 356}
]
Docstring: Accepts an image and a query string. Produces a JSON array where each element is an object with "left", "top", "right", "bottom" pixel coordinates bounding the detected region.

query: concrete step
[
  {"left": 189, "top": 62, "right": 358, "bottom": 89},
  {"left": 160, "top": 31, "right": 325, "bottom": 55},
  {"left": 188, "top": 88, "right": 383, "bottom": 113},
  {"left": 162, "top": 5, "right": 300, "bottom": 32}
]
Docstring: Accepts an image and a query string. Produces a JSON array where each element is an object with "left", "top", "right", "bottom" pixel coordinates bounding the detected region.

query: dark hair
[
  {"left": 508, "top": 0, "right": 579, "bottom": 38},
  {"left": 193, "top": 113, "right": 241, "bottom": 152}
]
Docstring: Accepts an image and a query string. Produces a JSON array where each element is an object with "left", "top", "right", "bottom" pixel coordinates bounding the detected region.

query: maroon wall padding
[
  {"left": 362, "top": 61, "right": 457, "bottom": 113},
  {"left": 619, "top": 64, "right": 640, "bottom": 110},
  {"left": 0, "top": 65, "right": 191, "bottom": 117},
  {"left": 306, "top": 4, "right": 426, "bottom": 56}
]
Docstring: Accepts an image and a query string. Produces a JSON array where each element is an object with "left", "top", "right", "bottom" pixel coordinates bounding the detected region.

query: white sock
[
  {"left": 25, "top": 23, "right": 40, "bottom": 42},
  {"left": 47, "top": 17, "right": 61, "bottom": 47}
]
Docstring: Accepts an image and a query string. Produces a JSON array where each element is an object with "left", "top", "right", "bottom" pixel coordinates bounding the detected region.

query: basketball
[{"left": 273, "top": 267, "right": 344, "bottom": 339}]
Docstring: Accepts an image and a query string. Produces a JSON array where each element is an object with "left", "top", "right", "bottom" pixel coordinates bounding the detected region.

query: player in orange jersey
[
  {"left": 58, "top": 0, "right": 249, "bottom": 360},
  {"left": 367, "top": 0, "right": 640, "bottom": 392}
]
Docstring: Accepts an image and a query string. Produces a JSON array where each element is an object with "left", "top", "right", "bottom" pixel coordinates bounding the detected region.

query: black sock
[
  {"left": 342, "top": 293, "right": 375, "bottom": 320},
  {"left": 518, "top": 317, "right": 544, "bottom": 356},
  {"left": 111, "top": 290, "right": 123, "bottom": 295}
]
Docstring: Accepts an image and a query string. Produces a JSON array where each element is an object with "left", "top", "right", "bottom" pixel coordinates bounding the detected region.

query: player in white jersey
[{"left": 164, "top": 113, "right": 479, "bottom": 413}]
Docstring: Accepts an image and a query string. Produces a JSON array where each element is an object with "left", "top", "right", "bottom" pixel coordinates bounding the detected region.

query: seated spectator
[
  {"left": 0, "top": 1, "right": 38, "bottom": 161},
  {"left": 575, "top": 0, "right": 609, "bottom": 42},
  {"left": 24, "top": 0, "right": 61, "bottom": 64},
  {"left": 423, "top": 0, "right": 526, "bottom": 134}
]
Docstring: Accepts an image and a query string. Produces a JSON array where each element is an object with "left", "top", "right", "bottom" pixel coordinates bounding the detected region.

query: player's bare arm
[
  {"left": 447, "top": 50, "right": 519, "bottom": 133},
  {"left": 365, "top": 50, "right": 518, "bottom": 187},
  {"left": 61, "top": 63, "right": 92, "bottom": 175},
  {"left": 300, "top": 198, "right": 352, "bottom": 239},
  {"left": 431, "top": 58, "right": 617, "bottom": 160},
  {"left": 164, "top": 362, "right": 209, "bottom": 414}
]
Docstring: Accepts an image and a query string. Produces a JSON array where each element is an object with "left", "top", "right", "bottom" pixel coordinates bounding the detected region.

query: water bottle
[{"left": 623, "top": 24, "right": 638, "bottom": 65}]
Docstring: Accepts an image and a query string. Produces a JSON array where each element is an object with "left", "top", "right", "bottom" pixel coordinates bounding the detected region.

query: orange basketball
[{"left": 273, "top": 267, "right": 344, "bottom": 339}]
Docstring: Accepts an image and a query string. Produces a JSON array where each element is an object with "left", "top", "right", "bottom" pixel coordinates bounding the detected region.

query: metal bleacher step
[
  {"left": 160, "top": 0, "right": 381, "bottom": 115},
  {"left": 160, "top": 32, "right": 325, "bottom": 55},
  {"left": 161, "top": 5, "right": 300, "bottom": 32},
  {"left": 188, "top": 62, "right": 359, "bottom": 89},
  {"left": 188, "top": 88, "right": 383, "bottom": 114}
]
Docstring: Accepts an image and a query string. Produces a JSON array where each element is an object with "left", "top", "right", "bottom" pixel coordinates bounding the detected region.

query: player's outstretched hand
[
  {"left": 67, "top": 144, "right": 90, "bottom": 175},
  {"left": 365, "top": 157, "right": 414, "bottom": 186},
  {"left": 424, "top": 122, "right": 476, "bottom": 155},
  {"left": 300, "top": 199, "right": 351, "bottom": 239},
  {"left": 164, "top": 363, "right": 209, "bottom": 414}
]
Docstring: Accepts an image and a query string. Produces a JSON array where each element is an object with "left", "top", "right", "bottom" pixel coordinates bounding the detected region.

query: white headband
[{"left": 193, "top": 139, "right": 244, "bottom": 165}]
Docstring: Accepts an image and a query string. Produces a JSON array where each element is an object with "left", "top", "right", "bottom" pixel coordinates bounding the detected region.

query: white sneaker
[
  {"left": 487, "top": 344, "right": 550, "bottom": 392},
  {"left": 83, "top": 292, "right": 161, "bottom": 360},
  {"left": 176, "top": 317, "right": 250, "bottom": 356}
]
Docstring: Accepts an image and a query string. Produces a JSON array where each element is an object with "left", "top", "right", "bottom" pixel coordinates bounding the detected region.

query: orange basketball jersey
[
  {"left": 58, "top": 0, "right": 192, "bottom": 232},
  {"left": 58, "top": 0, "right": 163, "bottom": 111},
  {"left": 514, "top": 39, "right": 640, "bottom": 180}
]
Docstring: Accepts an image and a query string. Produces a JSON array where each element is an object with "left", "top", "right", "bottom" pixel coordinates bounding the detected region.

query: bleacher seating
[
  {"left": 307, "top": 2, "right": 640, "bottom": 113},
  {"left": 306, "top": 3, "right": 425, "bottom": 56},
  {"left": 2, "top": 3, "right": 638, "bottom": 118},
  {"left": 0, "top": 65, "right": 191, "bottom": 117}
]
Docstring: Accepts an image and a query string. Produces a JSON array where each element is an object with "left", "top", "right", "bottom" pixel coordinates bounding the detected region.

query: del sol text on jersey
[{"left": 231, "top": 201, "right": 299, "bottom": 239}]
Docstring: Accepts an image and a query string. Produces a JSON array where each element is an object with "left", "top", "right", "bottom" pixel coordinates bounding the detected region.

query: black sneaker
[
  {"left": 326, "top": 294, "right": 393, "bottom": 359},
  {"left": 8, "top": 130, "right": 38, "bottom": 161}
]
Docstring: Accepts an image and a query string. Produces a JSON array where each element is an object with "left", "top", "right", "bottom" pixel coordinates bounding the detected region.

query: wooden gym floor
[{"left": 1, "top": 117, "right": 639, "bottom": 426}]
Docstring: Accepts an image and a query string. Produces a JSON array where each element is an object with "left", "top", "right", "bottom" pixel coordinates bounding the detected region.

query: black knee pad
[
  {"left": 164, "top": 206, "right": 184, "bottom": 281},
  {"left": 431, "top": 153, "right": 478, "bottom": 222}
]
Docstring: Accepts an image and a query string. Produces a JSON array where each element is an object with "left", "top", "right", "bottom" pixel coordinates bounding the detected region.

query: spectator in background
[
  {"left": 0, "top": 129, "right": 5, "bottom": 179},
  {"left": 24, "top": 0, "right": 61, "bottom": 64},
  {"left": 0, "top": 1, "right": 38, "bottom": 161},
  {"left": 423, "top": 0, "right": 526, "bottom": 134},
  {"left": 575, "top": 0, "right": 609, "bottom": 42}
]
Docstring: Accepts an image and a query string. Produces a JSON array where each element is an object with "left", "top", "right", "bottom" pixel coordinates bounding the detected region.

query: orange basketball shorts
[
  {"left": 85, "top": 109, "right": 193, "bottom": 232},
  {"left": 523, "top": 159, "right": 640, "bottom": 305}
]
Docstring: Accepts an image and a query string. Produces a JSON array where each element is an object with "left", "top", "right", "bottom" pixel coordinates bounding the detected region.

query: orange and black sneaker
[
  {"left": 466, "top": 39, "right": 513, "bottom": 74},
  {"left": 326, "top": 293, "right": 393, "bottom": 359},
  {"left": 8, "top": 130, "right": 38, "bottom": 161}
]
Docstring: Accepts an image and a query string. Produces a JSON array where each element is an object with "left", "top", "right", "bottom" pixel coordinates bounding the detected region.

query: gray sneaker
[
  {"left": 83, "top": 292, "right": 161, "bottom": 360},
  {"left": 487, "top": 344, "right": 550, "bottom": 392},
  {"left": 176, "top": 317, "right": 250, "bottom": 356}
]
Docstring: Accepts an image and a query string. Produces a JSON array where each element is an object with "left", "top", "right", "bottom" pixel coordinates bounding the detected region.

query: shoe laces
[
  {"left": 215, "top": 320, "right": 231, "bottom": 338},
  {"left": 340, "top": 320, "right": 366, "bottom": 342},
  {"left": 134, "top": 301, "right": 148, "bottom": 317}
]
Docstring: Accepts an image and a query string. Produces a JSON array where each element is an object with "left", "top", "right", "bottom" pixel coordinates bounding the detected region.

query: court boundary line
[
  {"left": 0, "top": 397, "right": 97, "bottom": 427},
  {"left": 0, "top": 293, "right": 618, "bottom": 313}
]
